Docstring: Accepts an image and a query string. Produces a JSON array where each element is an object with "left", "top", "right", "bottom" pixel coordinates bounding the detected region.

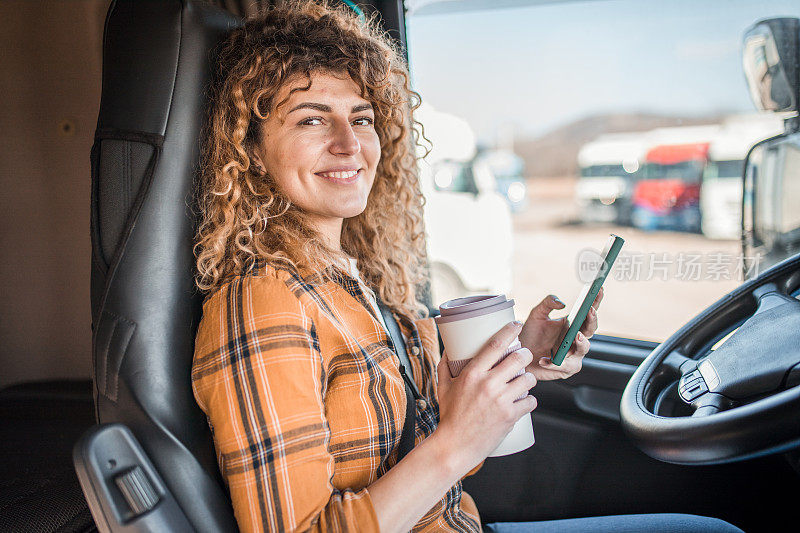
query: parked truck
[
  {"left": 576, "top": 133, "right": 647, "bottom": 225},
  {"left": 415, "top": 103, "right": 514, "bottom": 305},
  {"left": 631, "top": 125, "right": 720, "bottom": 232}
]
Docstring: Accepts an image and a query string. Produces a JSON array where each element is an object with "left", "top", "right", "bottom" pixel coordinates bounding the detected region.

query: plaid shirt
[{"left": 192, "top": 259, "right": 484, "bottom": 532}]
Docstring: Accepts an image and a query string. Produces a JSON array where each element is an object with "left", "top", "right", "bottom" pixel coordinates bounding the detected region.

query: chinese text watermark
[{"left": 576, "top": 249, "right": 763, "bottom": 283}]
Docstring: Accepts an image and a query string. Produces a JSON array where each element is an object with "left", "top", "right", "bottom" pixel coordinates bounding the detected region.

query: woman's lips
[{"left": 315, "top": 169, "right": 361, "bottom": 184}]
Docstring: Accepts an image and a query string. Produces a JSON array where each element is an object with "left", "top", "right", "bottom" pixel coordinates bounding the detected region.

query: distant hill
[{"left": 514, "top": 113, "right": 726, "bottom": 178}]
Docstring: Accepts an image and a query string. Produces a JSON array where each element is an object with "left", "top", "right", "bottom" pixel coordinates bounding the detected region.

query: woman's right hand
[{"left": 433, "top": 321, "right": 538, "bottom": 474}]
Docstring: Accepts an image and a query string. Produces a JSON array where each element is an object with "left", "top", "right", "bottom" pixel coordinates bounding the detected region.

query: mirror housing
[
  {"left": 741, "top": 132, "right": 800, "bottom": 278},
  {"left": 743, "top": 18, "right": 799, "bottom": 113}
]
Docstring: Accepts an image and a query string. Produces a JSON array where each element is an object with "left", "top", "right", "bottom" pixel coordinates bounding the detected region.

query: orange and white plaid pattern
[{"left": 192, "top": 260, "right": 484, "bottom": 532}]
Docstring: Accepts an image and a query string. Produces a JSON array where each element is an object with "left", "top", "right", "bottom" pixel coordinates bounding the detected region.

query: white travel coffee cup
[{"left": 435, "top": 295, "right": 535, "bottom": 457}]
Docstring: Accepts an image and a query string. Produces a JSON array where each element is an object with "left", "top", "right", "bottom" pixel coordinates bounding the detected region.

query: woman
[{"left": 191, "top": 2, "right": 741, "bottom": 532}]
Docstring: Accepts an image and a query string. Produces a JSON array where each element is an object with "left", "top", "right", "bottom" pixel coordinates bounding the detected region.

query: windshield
[
  {"left": 640, "top": 160, "right": 706, "bottom": 182},
  {"left": 433, "top": 161, "right": 479, "bottom": 194},
  {"left": 407, "top": 0, "right": 800, "bottom": 341},
  {"left": 580, "top": 165, "right": 628, "bottom": 178},
  {"left": 705, "top": 159, "right": 746, "bottom": 179}
]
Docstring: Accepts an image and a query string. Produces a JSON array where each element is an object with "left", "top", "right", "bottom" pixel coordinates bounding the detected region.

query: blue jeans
[{"left": 485, "top": 513, "right": 744, "bottom": 532}]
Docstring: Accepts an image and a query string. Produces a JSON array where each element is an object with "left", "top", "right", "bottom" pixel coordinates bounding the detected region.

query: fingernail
[
  {"left": 553, "top": 295, "right": 564, "bottom": 305},
  {"left": 539, "top": 357, "right": 551, "bottom": 366},
  {"left": 512, "top": 320, "right": 523, "bottom": 327},
  {"left": 577, "top": 332, "right": 585, "bottom": 341}
]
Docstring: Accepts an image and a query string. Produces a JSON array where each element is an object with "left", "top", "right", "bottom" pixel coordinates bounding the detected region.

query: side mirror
[
  {"left": 742, "top": 142, "right": 767, "bottom": 255},
  {"left": 742, "top": 17, "right": 799, "bottom": 113},
  {"left": 741, "top": 132, "right": 800, "bottom": 278}
]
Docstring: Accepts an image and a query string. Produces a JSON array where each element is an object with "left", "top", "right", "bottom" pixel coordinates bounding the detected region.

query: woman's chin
[
  {"left": 340, "top": 206, "right": 368, "bottom": 219},
  {"left": 334, "top": 199, "right": 370, "bottom": 219},
  {"left": 304, "top": 206, "right": 368, "bottom": 225}
]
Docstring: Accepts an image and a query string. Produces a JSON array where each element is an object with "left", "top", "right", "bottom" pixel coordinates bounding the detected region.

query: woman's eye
[
  {"left": 299, "top": 117, "right": 324, "bottom": 126},
  {"left": 353, "top": 117, "right": 374, "bottom": 126}
]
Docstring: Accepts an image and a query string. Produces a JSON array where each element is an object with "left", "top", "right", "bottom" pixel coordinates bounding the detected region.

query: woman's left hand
[{"left": 518, "top": 288, "right": 603, "bottom": 381}]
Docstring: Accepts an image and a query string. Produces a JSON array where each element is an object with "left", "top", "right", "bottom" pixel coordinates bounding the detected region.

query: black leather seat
[
  {"left": 75, "top": 1, "right": 241, "bottom": 531},
  {"left": 75, "top": 2, "right": 418, "bottom": 531}
]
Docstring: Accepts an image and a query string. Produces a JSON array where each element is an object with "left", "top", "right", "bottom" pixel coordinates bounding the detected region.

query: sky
[{"left": 406, "top": 0, "right": 800, "bottom": 142}]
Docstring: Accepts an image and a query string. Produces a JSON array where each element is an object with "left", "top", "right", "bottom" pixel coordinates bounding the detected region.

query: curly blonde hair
[{"left": 195, "top": 0, "right": 429, "bottom": 318}]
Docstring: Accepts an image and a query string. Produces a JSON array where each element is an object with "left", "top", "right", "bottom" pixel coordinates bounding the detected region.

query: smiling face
[{"left": 252, "top": 72, "right": 381, "bottom": 250}]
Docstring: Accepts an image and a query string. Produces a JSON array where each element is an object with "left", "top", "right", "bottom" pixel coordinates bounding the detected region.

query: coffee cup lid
[{"left": 435, "top": 294, "right": 515, "bottom": 324}]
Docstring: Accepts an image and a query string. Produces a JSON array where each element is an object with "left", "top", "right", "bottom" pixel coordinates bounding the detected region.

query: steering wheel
[{"left": 620, "top": 253, "right": 800, "bottom": 465}]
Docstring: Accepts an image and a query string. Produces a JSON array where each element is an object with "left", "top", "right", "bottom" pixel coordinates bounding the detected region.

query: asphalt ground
[{"left": 508, "top": 178, "right": 741, "bottom": 342}]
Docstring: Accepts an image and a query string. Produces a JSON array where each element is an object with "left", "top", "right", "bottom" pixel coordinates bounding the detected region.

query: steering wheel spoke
[
  {"left": 690, "top": 393, "right": 734, "bottom": 418},
  {"left": 752, "top": 283, "right": 796, "bottom": 316},
  {"left": 662, "top": 351, "right": 693, "bottom": 376}
]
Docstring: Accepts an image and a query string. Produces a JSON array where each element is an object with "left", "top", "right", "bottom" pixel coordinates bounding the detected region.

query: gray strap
[
  {"left": 377, "top": 301, "right": 421, "bottom": 462},
  {"left": 377, "top": 302, "right": 421, "bottom": 399}
]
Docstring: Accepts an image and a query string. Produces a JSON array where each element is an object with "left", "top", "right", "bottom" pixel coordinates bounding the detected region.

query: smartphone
[{"left": 551, "top": 234, "right": 624, "bottom": 366}]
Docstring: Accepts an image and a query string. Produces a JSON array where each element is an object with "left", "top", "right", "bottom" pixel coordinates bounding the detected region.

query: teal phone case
[{"left": 551, "top": 234, "right": 624, "bottom": 366}]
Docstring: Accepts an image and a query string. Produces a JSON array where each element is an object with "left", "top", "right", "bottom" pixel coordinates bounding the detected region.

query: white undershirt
[{"left": 346, "top": 257, "right": 390, "bottom": 335}]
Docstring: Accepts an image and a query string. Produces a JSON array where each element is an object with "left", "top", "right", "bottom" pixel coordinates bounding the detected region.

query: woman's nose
[{"left": 329, "top": 122, "right": 360, "bottom": 155}]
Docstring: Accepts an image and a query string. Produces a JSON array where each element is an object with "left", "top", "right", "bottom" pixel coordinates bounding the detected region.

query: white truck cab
[
  {"left": 415, "top": 103, "right": 514, "bottom": 305},
  {"left": 576, "top": 133, "right": 648, "bottom": 225}
]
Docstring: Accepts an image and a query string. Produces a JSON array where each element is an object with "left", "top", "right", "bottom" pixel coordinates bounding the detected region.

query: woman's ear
[{"left": 251, "top": 150, "right": 266, "bottom": 176}]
